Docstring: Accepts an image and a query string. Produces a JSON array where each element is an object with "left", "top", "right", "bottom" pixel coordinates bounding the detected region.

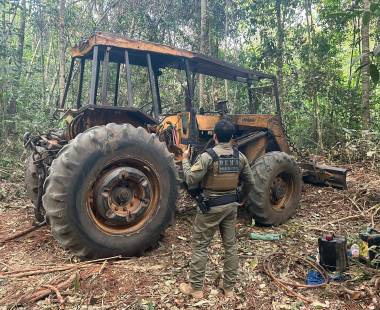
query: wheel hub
[
  {"left": 93, "top": 167, "right": 152, "bottom": 227},
  {"left": 270, "top": 176, "right": 290, "bottom": 208}
]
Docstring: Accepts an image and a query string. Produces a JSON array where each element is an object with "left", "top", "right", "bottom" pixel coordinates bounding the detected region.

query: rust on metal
[
  {"left": 301, "top": 162, "right": 348, "bottom": 190},
  {"left": 240, "top": 135, "right": 269, "bottom": 164},
  {"left": 71, "top": 32, "right": 273, "bottom": 82},
  {"left": 270, "top": 174, "right": 294, "bottom": 210},
  {"left": 86, "top": 159, "right": 160, "bottom": 235}
]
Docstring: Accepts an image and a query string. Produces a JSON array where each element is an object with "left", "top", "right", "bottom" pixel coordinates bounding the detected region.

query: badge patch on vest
[{"left": 218, "top": 156, "right": 240, "bottom": 173}]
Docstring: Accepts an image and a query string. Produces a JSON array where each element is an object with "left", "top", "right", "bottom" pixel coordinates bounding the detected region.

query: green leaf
[
  {"left": 370, "top": 2, "right": 380, "bottom": 13},
  {"left": 249, "top": 257, "right": 259, "bottom": 270},
  {"left": 373, "top": 45, "right": 380, "bottom": 57},
  {"left": 369, "top": 64, "right": 379, "bottom": 85},
  {"left": 351, "top": 55, "right": 362, "bottom": 65},
  {"left": 362, "top": 11, "right": 371, "bottom": 25}
]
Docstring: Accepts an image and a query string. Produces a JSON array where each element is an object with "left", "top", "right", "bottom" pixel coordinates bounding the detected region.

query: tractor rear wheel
[
  {"left": 25, "top": 154, "right": 45, "bottom": 222},
  {"left": 43, "top": 123, "right": 178, "bottom": 258},
  {"left": 25, "top": 154, "right": 38, "bottom": 204},
  {"left": 246, "top": 151, "right": 302, "bottom": 226}
]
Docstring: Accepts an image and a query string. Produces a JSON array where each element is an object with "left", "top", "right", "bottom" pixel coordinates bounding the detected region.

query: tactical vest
[{"left": 201, "top": 147, "right": 240, "bottom": 191}]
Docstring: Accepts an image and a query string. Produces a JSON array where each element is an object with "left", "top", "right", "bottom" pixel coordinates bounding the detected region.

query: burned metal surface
[
  {"left": 86, "top": 158, "right": 160, "bottom": 235},
  {"left": 71, "top": 32, "right": 273, "bottom": 81},
  {"left": 24, "top": 131, "right": 67, "bottom": 222},
  {"left": 66, "top": 105, "right": 157, "bottom": 139},
  {"left": 270, "top": 173, "right": 294, "bottom": 209},
  {"left": 24, "top": 32, "right": 349, "bottom": 231},
  {"left": 300, "top": 162, "right": 348, "bottom": 190}
]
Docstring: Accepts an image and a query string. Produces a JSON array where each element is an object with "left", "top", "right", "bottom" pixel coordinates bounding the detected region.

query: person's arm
[
  {"left": 182, "top": 153, "right": 211, "bottom": 187},
  {"left": 239, "top": 153, "right": 255, "bottom": 199}
]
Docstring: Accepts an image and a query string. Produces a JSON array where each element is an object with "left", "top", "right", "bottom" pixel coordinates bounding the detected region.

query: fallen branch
[
  {"left": 42, "top": 284, "right": 65, "bottom": 308},
  {"left": 0, "top": 221, "right": 46, "bottom": 245},
  {"left": 17, "top": 266, "right": 99, "bottom": 306},
  {"left": 97, "top": 260, "right": 108, "bottom": 275},
  {"left": 334, "top": 191, "right": 364, "bottom": 213},
  {"left": 21, "top": 273, "right": 76, "bottom": 304},
  {"left": 322, "top": 203, "right": 380, "bottom": 229},
  {"left": 322, "top": 214, "right": 367, "bottom": 228},
  {"left": 1, "top": 266, "right": 76, "bottom": 278},
  {"left": 0, "top": 255, "right": 122, "bottom": 278},
  {"left": 341, "top": 286, "right": 366, "bottom": 300}
]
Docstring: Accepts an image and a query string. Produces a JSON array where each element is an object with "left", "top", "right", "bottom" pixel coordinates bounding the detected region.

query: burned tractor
[{"left": 24, "top": 32, "right": 347, "bottom": 258}]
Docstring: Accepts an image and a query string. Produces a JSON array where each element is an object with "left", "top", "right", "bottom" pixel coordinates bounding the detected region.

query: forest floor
[{"left": 0, "top": 162, "right": 379, "bottom": 309}]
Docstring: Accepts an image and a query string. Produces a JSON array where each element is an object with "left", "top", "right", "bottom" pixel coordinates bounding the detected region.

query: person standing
[{"left": 179, "top": 119, "right": 255, "bottom": 299}]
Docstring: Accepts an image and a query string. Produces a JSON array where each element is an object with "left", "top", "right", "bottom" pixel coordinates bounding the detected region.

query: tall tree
[
  {"left": 275, "top": 0, "right": 284, "bottom": 110},
  {"left": 59, "top": 0, "right": 66, "bottom": 106},
  {"left": 6, "top": 0, "right": 26, "bottom": 135},
  {"left": 199, "top": 0, "right": 207, "bottom": 108},
  {"left": 17, "top": 0, "right": 26, "bottom": 77},
  {"left": 224, "top": 0, "right": 229, "bottom": 101},
  {"left": 361, "top": 0, "right": 370, "bottom": 128},
  {"left": 304, "top": 0, "right": 323, "bottom": 150}
]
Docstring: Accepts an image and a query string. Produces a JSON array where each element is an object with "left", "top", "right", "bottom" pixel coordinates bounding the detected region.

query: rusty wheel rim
[
  {"left": 269, "top": 172, "right": 294, "bottom": 210},
  {"left": 86, "top": 158, "right": 160, "bottom": 235}
]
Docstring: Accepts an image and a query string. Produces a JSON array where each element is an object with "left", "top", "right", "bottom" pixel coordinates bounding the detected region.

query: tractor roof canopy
[
  {"left": 71, "top": 32, "right": 273, "bottom": 82},
  {"left": 61, "top": 32, "right": 281, "bottom": 121}
]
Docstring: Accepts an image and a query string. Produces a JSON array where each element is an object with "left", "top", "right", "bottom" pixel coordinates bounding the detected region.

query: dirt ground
[{"left": 0, "top": 162, "right": 379, "bottom": 309}]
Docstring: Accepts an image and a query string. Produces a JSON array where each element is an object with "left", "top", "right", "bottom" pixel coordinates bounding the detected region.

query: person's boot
[
  {"left": 223, "top": 287, "right": 234, "bottom": 298},
  {"left": 179, "top": 283, "right": 203, "bottom": 299}
]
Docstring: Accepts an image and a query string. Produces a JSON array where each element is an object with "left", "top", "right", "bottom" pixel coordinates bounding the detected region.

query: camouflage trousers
[{"left": 189, "top": 204, "right": 238, "bottom": 290}]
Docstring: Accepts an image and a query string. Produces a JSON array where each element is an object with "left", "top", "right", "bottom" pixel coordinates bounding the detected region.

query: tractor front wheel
[
  {"left": 43, "top": 123, "right": 178, "bottom": 258},
  {"left": 245, "top": 151, "right": 302, "bottom": 226}
]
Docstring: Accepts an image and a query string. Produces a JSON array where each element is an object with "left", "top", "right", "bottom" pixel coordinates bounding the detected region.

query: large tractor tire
[
  {"left": 43, "top": 123, "right": 178, "bottom": 258},
  {"left": 246, "top": 151, "right": 302, "bottom": 226},
  {"left": 25, "top": 154, "right": 45, "bottom": 222},
  {"left": 25, "top": 154, "right": 38, "bottom": 204}
]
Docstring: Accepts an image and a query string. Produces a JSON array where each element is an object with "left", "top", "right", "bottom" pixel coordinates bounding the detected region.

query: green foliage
[
  {"left": 1, "top": 0, "right": 380, "bottom": 176},
  {"left": 369, "top": 63, "right": 379, "bottom": 85},
  {"left": 329, "top": 128, "right": 380, "bottom": 162}
]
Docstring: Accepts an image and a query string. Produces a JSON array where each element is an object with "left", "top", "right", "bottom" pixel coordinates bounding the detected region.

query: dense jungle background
[
  {"left": 0, "top": 0, "right": 380, "bottom": 177},
  {"left": 1, "top": 1, "right": 380, "bottom": 309}
]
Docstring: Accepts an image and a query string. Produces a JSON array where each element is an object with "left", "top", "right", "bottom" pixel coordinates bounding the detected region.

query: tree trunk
[
  {"left": 313, "top": 97, "right": 323, "bottom": 150},
  {"left": 6, "top": 0, "right": 26, "bottom": 136},
  {"left": 59, "top": 0, "right": 66, "bottom": 106},
  {"left": 275, "top": 0, "right": 284, "bottom": 111},
  {"left": 44, "top": 37, "right": 53, "bottom": 83},
  {"left": 16, "top": 0, "right": 26, "bottom": 77},
  {"left": 304, "top": 0, "right": 323, "bottom": 151},
  {"left": 361, "top": 0, "right": 370, "bottom": 129},
  {"left": 224, "top": 0, "right": 229, "bottom": 102},
  {"left": 199, "top": 0, "right": 207, "bottom": 108}
]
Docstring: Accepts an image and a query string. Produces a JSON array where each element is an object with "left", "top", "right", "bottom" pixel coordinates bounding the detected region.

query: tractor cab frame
[
  {"left": 59, "top": 32, "right": 281, "bottom": 141},
  {"left": 23, "top": 32, "right": 348, "bottom": 258},
  {"left": 57, "top": 32, "right": 346, "bottom": 190}
]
